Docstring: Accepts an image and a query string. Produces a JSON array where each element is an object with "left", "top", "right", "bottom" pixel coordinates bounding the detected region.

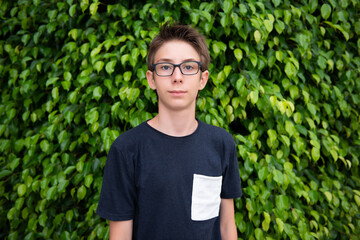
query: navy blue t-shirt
[{"left": 97, "top": 120, "right": 242, "bottom": 239}]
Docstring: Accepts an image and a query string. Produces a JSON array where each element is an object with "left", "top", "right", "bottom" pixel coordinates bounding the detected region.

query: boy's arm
[
  {"left": 109, "top": 220, "right": 133, "bottom": 240},
  {"left": 220, "top": 198, "right": 238, "bottom": 240}
]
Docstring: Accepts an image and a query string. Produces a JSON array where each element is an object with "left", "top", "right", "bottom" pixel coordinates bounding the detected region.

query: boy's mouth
[{"left": 169, "top": 90, "right": 187, "bottom": 96}]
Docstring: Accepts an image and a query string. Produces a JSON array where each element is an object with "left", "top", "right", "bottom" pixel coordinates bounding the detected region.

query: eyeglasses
[{"left": 152, "top": 61, "right": 202, "bottom": 77}]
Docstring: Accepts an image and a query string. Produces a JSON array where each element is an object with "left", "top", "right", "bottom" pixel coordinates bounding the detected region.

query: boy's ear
[
  {"left": 198, "top": 70, "right": 209, "bottom": 90},
  {"left": 146, "top": 70, "right": 156, "bottom": 90}
]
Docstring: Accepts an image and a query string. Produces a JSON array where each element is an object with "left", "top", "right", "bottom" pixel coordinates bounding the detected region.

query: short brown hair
[{"left": 147, "top": 22, "right": 210, "bottom": 71}]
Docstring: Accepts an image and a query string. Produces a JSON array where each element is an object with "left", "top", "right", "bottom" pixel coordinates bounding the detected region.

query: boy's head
[{"left": 147, "top": 23, "right": 210, "bottom": 72}]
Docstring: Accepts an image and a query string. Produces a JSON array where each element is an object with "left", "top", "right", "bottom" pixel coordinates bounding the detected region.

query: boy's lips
[{"left": 169, "top": 90, "right": 187, "bottom": 96}]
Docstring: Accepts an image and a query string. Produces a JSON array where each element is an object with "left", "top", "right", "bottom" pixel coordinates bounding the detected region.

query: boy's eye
[
  {"left": 183, "top": 65, "right": 194, "bottom": 70},
  {"left": 161, "top": 65, "right": 172, "bottom": 70}
]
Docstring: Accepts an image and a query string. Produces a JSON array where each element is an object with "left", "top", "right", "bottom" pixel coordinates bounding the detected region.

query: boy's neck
[{"left": 148, "top": 109, "right": 198, "bottom": 137}]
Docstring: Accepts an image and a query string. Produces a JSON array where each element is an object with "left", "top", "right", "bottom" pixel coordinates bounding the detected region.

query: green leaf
[
  {"left": 48, "top": 9, "right": 58, "bottom": 20},
  {"left": 280, "top": 135, "right": 290, "bottom": 147},
  {"left": 354, "top": 195, "right": 360, "bottom": 207},
  {"left": 307, "top": 103, "right": 317, "bottom": 116},
  {"left": 21, "top": 34, "right": 30, "bottom": 45},
  {"left": 248, "top": 153, "right": 258, "bottom": 163},
  {"left": 89, "top": 3, "right": 98, "bottom": 16},
  {"left": 121, "top": 54, "right": 129, "bottom": 66},
  {"left": 272, "top": 0, "right": 281, "bottom": 7},
  {"left": 267, "top": 129, "right": 277, "bottom": 143},
  {"left": 275, "top": 51, "right": 283, "bottom": 62},
  {"left": 249, "top": 90, "right": 259, "bottom": 104},
  {"left": 58, "top": 130, "right": 68, "bottom": 144},
  {"left": 317, "top": 56, "right": 327, "bottom": 69},
  {"left": 65, "top": 111, "right": 74, "bottom": 124},
  {"left": 64, "top": 71, "right": 72, "bottom": 81},
  {"left": 223, "top": 65, "right": 231, "bottom": 77},
  {"left": 202, "top": 11, "right": 212, "bottom": 22},
  {"left": 17, "top": 184, "right": 27, "bottom": 197},
  {"left": 222, "top": 0, "right": 233, "bottom": 14},
  {"left": 93, "top": 86, "right": 102, "bottom": 101},
  {"left": 94, "top": 61, "right": 104, "bottom": 73},
  {"left": 65, "top": 42, "right": 77, "bottom": 52},
  {"left": 254, "top": 30, "right": 261, "bottom": 43},
  {"left": 85, "top": 108, "right": 99, "bottom": 125},
  {"left": 249, "top": 53, "right": 258, "bottom": 67},
  {"left": 66, "top": 210, "right": 74, "bottom": 222},
  {"left": 105, "top": 60, "right": 116, "bottom": 75},
  {"left": 81, "top": 43, "right": 90, "bottom": 55},
  {"left": 275, "top": 20, "right": 285, "bottom": 34},
  {"left": 64, "top": 166, "right": 76, "bottom": 175},
  {"left": 46, "top": 186, "right": 57, "bottom": 200},
  {"left": 311, "top": 147, "right": 320, "bottom": 162},
  {"left": 276, "top": 218, "right": 284, "bottom": 233},
  {"left": 190, "top": 12, "right": 199, "bottom": 24},
  {"left": 212, "top": 42, "right": 221, "bottom": 56},
  {"left": 258, "top": 167, "right": 268, "bottom": 181},
  {"left": 255, "top": 228, "right": 263, "bottom": 240},
  {"left": 7, "top": 108, "right": 16, "bottom": 120},
  {"left": 273, "top": 169, "right": 283, "bottom": 184},
  {"left": 61, "top": 81, "right": 71, "bottom": 91},
  {"left": 321, "top": 4, "right": 332, "bottom": 20},
  {"left": 90, "top": 45, "right": 102, "bottom": 58},
  {"left": 52, "top": 87, "right": 59, "bottom": 100},
  {"left": 354, "top": 21, "right": 360, "bottom": 35},
  {"left": 263, "top": 211, "right": 270, "bottom": 224},
  {"left": 276, "top": 195, "right": 289, "bottom": 210},
  {"left": 289, "top": 85, "right": 299, "bottom": 99},
  {"left": 0, "top": 170, "right": 12, "bottom": 179},
  {"left": 104, "top": 137, "right": 111, "bottom": 153},
  {"left": 309, "top": 0, "right": 318, "bottom": 14},
  {"left": 284, "top": 162, "right": 293, "bottom": 172},
  {"left": 323, "top": 191, "right": 332, "bottom": 202},
  {"left": 9, "top": 157, "right": 20, "bottom": 172},
  {"left": 123, "top": 71, "right": 132, "bottom": 82},
  {"left": 330, "top": 149, "right": 338, "bottom": 161},
  {"left": 264, "top": 20, "right": 273, "bottom": 33},
  {"left": 77, "top": 185, "right": 86, "bottom": 200},
  {"left": 84, "top": 174, "right": 93, "bottom": 188},
  {"left": 46, "top": 77, "right": 59, "bottom": 87},
  {"left": 76, "top": 161, "right": 84, "bottom": 173},
  {"left": 68, "top": 29, "right": 78, "bottom": 40},
  {"left": 0, "top": 125, "right": 5, "bottom": 137},
  {"left": 40, "top": 140, "right": 50, "bottom": 152},
  {"left": 277, "top": 100, "right": 286, "bottom": 115},
  {"left": 69, "top": 4, "right": 77, "bottom": 17},
  {"left": 39, "top": 213, "right": 48, "bottom": 227},
  {"left": 234, "top": 49, "right": 243, "bottom": 62},
  {"left": 285, "top": 62, "right": 296, "bottom": 78}
]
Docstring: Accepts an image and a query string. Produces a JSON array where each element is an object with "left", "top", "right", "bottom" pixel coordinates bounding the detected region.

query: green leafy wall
[{"left": 1, "top": 0, "right": 360, "bottom": 239}]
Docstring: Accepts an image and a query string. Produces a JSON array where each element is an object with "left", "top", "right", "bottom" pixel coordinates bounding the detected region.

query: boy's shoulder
[
  {"left": 111, "top": 122, "right": 148, "bottom": 149},
  {"left": 198, "top": 120, "right": 235, "bottom": 144}
]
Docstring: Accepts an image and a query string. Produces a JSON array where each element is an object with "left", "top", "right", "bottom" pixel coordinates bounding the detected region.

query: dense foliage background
[{"left": 1, "top": 0, "right": 359, "bottom": 239}]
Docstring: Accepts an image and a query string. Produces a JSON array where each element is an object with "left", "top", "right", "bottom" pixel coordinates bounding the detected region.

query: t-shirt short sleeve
[
  {"left": 97, "top": 142, "right": 136, "bottom": 221},
  {"left": 220, "top": 141, "right": 242, "bottom": 199}
]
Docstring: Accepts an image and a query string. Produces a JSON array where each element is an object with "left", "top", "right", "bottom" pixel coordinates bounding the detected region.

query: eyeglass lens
[{"left": 155, "top": 61, "right": 200, "bottom": 76}]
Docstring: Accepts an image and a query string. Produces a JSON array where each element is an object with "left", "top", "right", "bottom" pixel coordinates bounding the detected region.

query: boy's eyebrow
[{"left": 155, "top": 58, "right": 199, "bottom": 63}]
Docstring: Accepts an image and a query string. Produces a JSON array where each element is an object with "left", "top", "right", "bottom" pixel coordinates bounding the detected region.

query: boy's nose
[{"left": 172, "top": 66, "right": 183, "bottom": 82}]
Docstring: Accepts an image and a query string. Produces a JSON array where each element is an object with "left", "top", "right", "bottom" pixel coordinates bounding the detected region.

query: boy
[{"left": 97, "top": 23, "right": 242, "bottom": 240}]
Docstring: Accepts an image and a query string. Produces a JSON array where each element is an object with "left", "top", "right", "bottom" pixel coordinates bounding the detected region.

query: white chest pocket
[{"left": 191, "top": 174, "right": 222, "bottom": 221}]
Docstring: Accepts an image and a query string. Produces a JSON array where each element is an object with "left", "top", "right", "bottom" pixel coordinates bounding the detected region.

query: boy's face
[{"left": 146, "top": 40, "right": 209, "bottom": 112}]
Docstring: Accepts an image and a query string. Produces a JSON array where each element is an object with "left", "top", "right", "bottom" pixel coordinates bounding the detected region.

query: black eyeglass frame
[{"left": 152, "top": 61, "right": 202, "bottom": 77}]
